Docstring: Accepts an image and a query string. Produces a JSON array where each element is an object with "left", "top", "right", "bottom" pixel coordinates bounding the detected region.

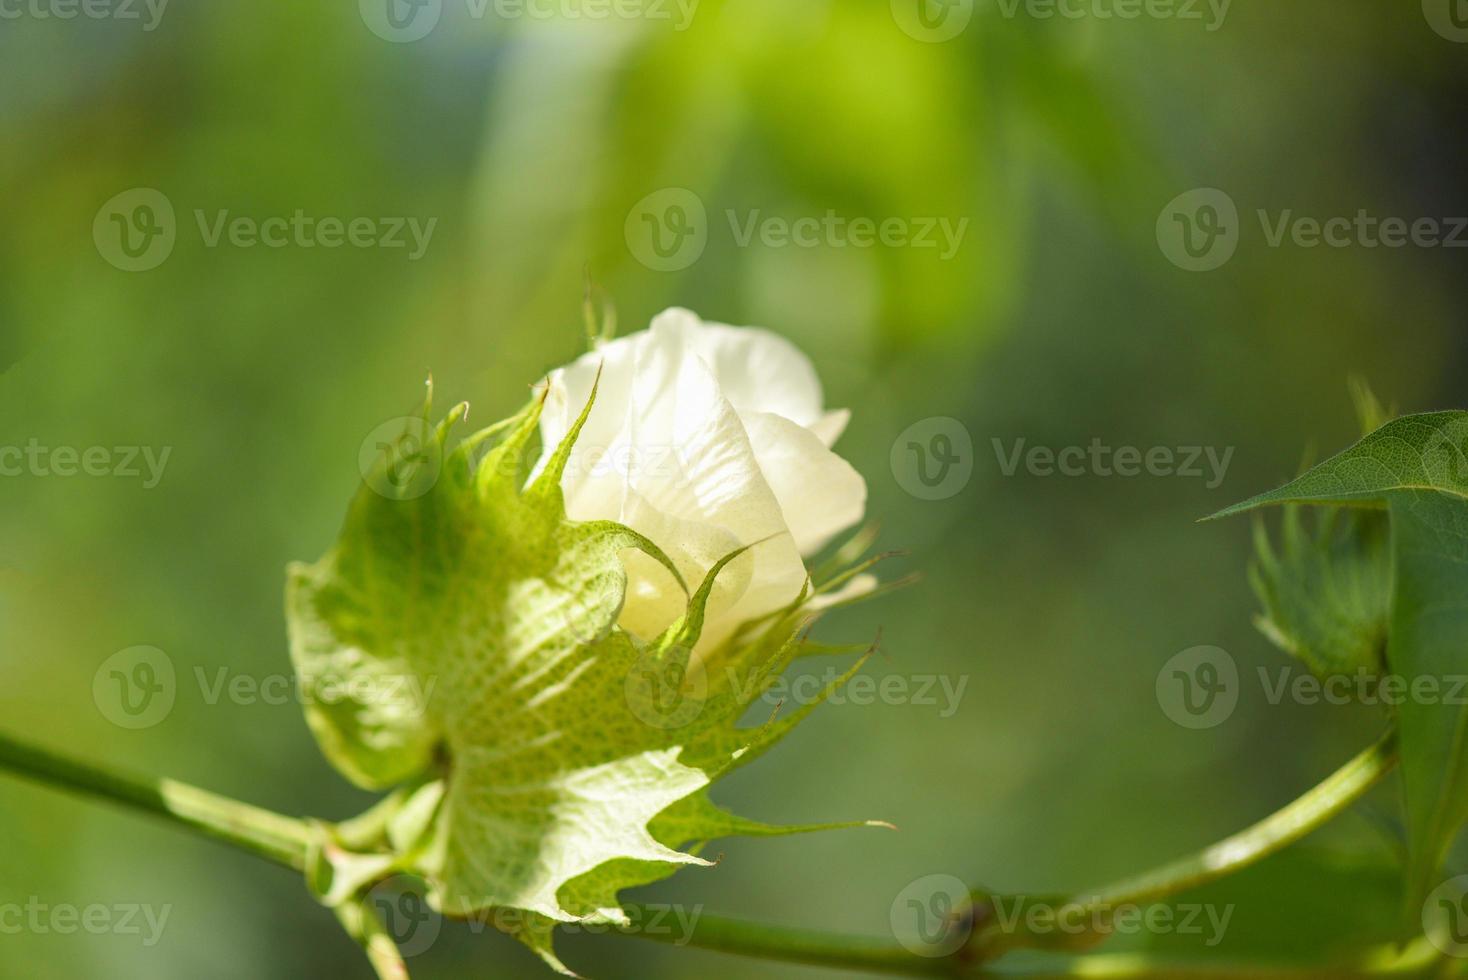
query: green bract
[
  {"left": 286, "top": 380, "right": 885, "bottom": 973},
  {"left": 1215, "top": 410, "right": 1468, "bottom": 914},
  {"left": 1248, "top": 505, "right": 1390, "bottom": 680}
]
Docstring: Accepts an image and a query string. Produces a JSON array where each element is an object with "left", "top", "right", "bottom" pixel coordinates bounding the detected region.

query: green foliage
[
  {"left": 286, "top": 382, "right": 883, "bottom": 973},
  {"left": 1215, "top": 411, "right": 1468, "bottom": 913},
  {"left": 1248, "top": 506, "right": 1390, "bottom": 680},
  {"left": 1246, "top": 387, "right": 1395, "bottom": 681}
]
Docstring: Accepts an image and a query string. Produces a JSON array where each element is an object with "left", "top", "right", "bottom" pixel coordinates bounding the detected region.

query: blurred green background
[{"left": 2, "top": 1, "right": 1466, "bottom": 976}]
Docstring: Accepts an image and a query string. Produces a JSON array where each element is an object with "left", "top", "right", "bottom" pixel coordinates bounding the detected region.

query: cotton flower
[{"left": 535, "top": 308, "right": 867, "bottom": 657}]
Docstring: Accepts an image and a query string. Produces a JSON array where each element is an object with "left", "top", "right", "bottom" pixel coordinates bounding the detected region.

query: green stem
[
  {"left": 968, "top": 729, "right": 1400, "bottom": 963},
  {"left": 1086, "top": 727, "right": 1398, "bottom": 908},
  {"left": 0, "top": 727, "right": 1413, "bottom": 979},
  {"left": 978, "top": 942, "right": 1438, "bottom": 978},
  {"left": 615, "top": 914, "right": 1434, "bottom": 979},
  {"left": 615, "top": 912, "right": 955, "bottom": 977},
  {"left": 334, "top": 895, "right": 411, "bottom": 980},
  {"left": 0, "top": 730, "right": 311, "bottom": 869}
]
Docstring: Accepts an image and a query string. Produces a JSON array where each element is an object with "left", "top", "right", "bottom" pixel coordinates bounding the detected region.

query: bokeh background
[{"left": 2, "top": 2, "right": 1466, "bottom": 977}]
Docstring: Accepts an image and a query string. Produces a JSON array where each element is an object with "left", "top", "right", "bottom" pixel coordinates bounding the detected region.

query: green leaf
[
  {"left": 1383, "top": 490, "right": 1468, "bottom": 912},
  {"left": 1212, "top": 411, "right": 1468, "bottom": 911},
  {"left": 1210, "top": 412, "right": 1468, "bottom": 517},
  {"left": 287, "top": 381, "right": 886, "bottom": 973}
]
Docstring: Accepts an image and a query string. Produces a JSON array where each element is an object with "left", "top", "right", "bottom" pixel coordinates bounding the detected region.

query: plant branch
[
  {"left": 0, "top": 728, "right": 311, "bottom": 869},
  {"left": 616, "top": 915, "right": 1435, "bottom": 979},
  {"left": 615, "top": 911, "right": 956, "bottom": 976},
  {"left": 1086, "top": 727, "right": 1398, "bottom": 908},
  {"left": 967, "top": 729, "right": 1399, "bottom": 962},
  {"left": 334, "top": 894, "right": 411, "bottom": 980},
  {"left": 0, "top": 727, "right": 1415, "bottom": 980}
]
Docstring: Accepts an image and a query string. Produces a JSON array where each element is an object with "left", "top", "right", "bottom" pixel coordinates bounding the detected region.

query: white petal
[
  {"left": 611, "top": 485, "right": 745, "bottom": 642},
  {"left": 535, "top": 331, "right": 642, "bottom": 492},
  {"left": 809, "top": 408, "right": 850, "bottom": 448},
  {"left": 592, "top": 321, "right": 807, "bottom": 653},
  {"left": 650, "top": 308, "right": 826, "bottom": 428},
  {"left": 742, "top": 411, "right": 867, "bottom": 556},
  {"left": 534, "top": 308, "right": 861, "bottom": 657}
]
